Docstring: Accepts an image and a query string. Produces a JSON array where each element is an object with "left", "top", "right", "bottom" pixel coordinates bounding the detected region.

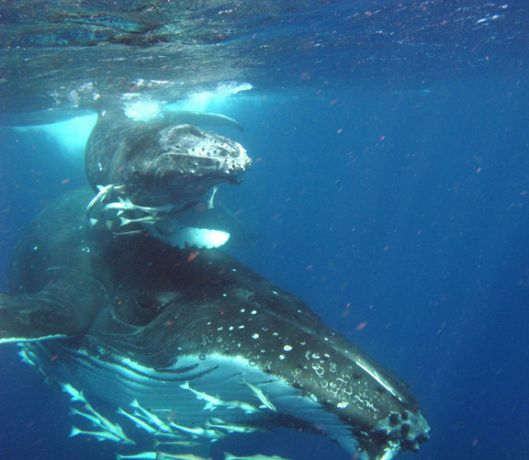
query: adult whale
[{"left": 0, "top": 110, "right": 429, "bottom": 459}]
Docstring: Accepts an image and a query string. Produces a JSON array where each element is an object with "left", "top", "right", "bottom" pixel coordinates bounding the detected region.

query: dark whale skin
[
  {"left": 1, "top": 188, "right": 429, "bottom": 459},
  {"left": 85, "top": 111, "right": 251, "bottom": 207}
]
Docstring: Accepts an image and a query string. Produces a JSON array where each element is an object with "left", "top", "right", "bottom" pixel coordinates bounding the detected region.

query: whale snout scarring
[
  {"left": 87, "top": 118, "right": 251, "bottom": 207},
  {"left": 125, "top": 124, "right": 250, "bottom": 207},
  {"left": 84, "top": 112, "right": 252, "bottom": 244},
  {"left": 153, "top": 124, "right": 251, "bottom": 183}
]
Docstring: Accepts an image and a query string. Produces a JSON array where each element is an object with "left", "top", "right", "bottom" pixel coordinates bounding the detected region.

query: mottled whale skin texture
[
  {"left": 83, "top": 110, "right": 252, "bottom": 248},
  {"left": 85, "top": 110, "right": 250, "bottom": 207},
  {"left": 0, "top": 189, "right": 429, "bottom": 459}
]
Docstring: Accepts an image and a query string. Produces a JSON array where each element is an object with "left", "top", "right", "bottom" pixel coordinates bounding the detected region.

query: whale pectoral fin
[{"left": 0, "top": 273, "right": 107, "bottom": 344}]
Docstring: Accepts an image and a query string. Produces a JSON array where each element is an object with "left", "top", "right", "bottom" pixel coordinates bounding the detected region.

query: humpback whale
[{"left": 0, "top": 109, "right": 429, "bottom": 459}]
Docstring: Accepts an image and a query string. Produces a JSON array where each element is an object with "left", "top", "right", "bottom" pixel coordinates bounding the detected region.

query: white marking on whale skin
[
  {"left": 166, "top": 81, "right": 253, "bottom": 113},
  {"left": 13, "top": 114, "right": 97, "bottom": 160},
  {"left": 151, "top": 225, "right": 230, "bottom": 249},
  {"left": 207, "top": 186, "right": 218, "bottom": 210},
  {"left": 377, "top": 444, "right": 400, "bottom": 460},
  {"left": 354, "top": 359, "right": 403, "bottom": 402}
]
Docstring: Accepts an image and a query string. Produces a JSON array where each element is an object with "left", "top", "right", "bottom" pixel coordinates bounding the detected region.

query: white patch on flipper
[
  {"left": 151, "top": 225, "right": 230, "bottom": 249},
  {"left": 14, "top": 114, "right": 97, "bottom": 160},
  {"left": 354, "top": 358, "right": 403, "bottom": 402}
]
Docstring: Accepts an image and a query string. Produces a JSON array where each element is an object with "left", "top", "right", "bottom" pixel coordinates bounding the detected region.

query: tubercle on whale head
[
  {"left": 86, "top": 108, "right": 252, "bottom": 209},
  {"left": 313, "top": 368, "right": 430, "bottom": 459},
  {"left": 125, "top": 123, "right": 251, "bottom": 207},
  {"left": 153, "top": 268, "right": 431, "bottom": 459},
  {"left": 329, "top": 349, "right": 430, "bottom": 458},
  {"left": 245, "top": 320, "right": 430, "bottom": 459},
  {"left": 354, "top": 408, "right": 430, "bottom": 459},
  {"left": 85, "top": 117, "right": 251, "bottom": 243}
]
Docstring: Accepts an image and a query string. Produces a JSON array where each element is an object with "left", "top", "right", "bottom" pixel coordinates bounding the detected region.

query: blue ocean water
[{"left": 2, "top": 2, "right": 529, "bottom": 460}]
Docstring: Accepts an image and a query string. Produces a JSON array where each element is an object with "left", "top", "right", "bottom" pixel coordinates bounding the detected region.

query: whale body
[
  {"left": 0, "top": 111, "right": 429, "bottom": 459},
  {"left": 0, "top": 188, "right": 429, "bottom": 459}
]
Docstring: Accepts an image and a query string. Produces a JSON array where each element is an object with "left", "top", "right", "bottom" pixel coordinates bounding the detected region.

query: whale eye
[{"left": 136, "top": 293, "right": 156, "bottom": 310}]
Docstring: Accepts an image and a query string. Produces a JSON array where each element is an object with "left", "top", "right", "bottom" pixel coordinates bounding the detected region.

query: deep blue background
[{"left": 1, "top": 78, "right": 529, "bottom": 459}]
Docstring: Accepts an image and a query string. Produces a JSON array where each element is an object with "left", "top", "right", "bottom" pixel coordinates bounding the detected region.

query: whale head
[
  {"left": 84, "top": 111, "right": 251, "bottom": 247},
  {"left": 120, "top": 123, "right": 250, "bottom": 207},
  {"left": 86, "top": 112, "right": 251, "bottom": 208},
  {"left": 5, "top": 188, "right": 429, "bottom": 459},
  {"left": 21, "top": 238, "right": 429, "bottom": 460}
]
